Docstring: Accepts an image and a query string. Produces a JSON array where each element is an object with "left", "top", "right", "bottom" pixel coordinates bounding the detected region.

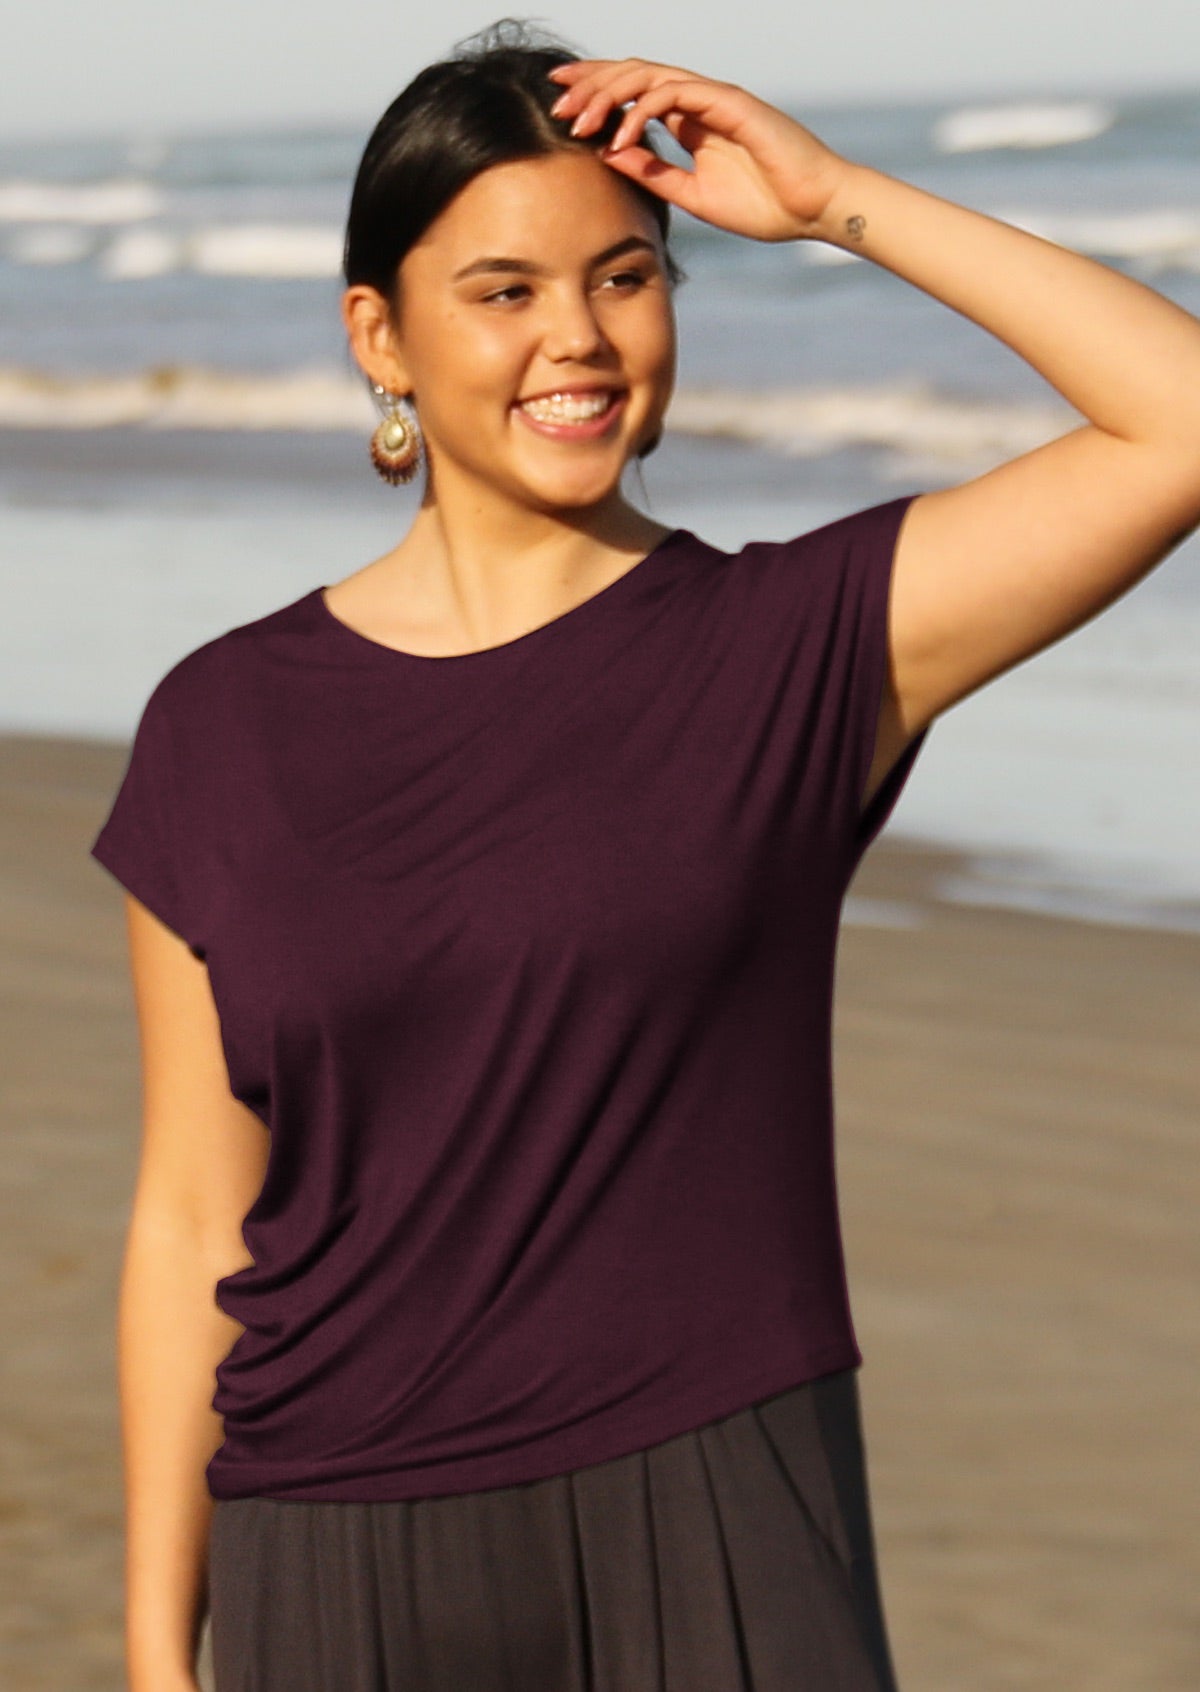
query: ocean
[{"left": 2, "top": 86, "right": 1199, "bottom": 931}]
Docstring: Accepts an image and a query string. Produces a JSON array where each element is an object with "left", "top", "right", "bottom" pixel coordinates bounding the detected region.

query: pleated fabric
[{"left": 206, "top": 1367, "right": 900, "bottom": 1692}]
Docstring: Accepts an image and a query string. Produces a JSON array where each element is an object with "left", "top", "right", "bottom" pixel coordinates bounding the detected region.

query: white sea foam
[
  {"left": 933, "top": 101, "right": 1115, "bottom": 153},
  {"left": 795, "top": 242, "right": 863, "bottom": 268},
  {"left": 98, "top": 227, "right": 185, "bottom": 280},
  {"left": 189, "top": 223, "right": 343, "bottom": 278},
  {"left": 984, "top": 205, "right": 1200, "bottom": 273},
  {"left": 0, "top": 364, "right": 374, "bottom": 431},
  {"left": 665, "top": 383, "right": 1071, "bottom": 467},
  {"left": 0, "top": 365, "right": 1074, "bottom": 472},
  {"left": 791, "top": 201, "right": 1200, "bottom": 277},
  {"left": 95, "top": 221, "right": 344, "bottom": 280},
  {"left": 0, "top": 177, "right": 165, "bottom": 223}
]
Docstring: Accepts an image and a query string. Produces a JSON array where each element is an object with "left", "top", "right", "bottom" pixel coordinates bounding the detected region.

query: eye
[
  {"left": 481, "top": 283, "right": 532, "bottom": 305},
  {"left": 600, "top": 268, "right": 651, "bottom": 292}
]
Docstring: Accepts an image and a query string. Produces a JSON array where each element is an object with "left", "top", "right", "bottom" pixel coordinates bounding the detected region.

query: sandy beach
[{"left": 2, "top": 727, "right": 1196, "bottom": 1692}]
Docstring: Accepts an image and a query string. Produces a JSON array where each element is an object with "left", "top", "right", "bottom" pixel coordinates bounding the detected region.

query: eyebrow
[{"left": 450, "top": 235, "right": 660, "bottom": 283}]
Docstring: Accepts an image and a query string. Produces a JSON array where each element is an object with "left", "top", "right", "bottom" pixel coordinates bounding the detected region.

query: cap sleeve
[
  {"left": 838, "top": 493, "right": 928, "bottom": 874},
  {"left": 89, "top": 675, "right": 207, "bottom": 958},
  {"left": 783, "top": 492, "right": 929, "bottom": 882}
]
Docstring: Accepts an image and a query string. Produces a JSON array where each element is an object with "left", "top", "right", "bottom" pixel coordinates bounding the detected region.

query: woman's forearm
[
  {"left": 810, "top": 160, "right": 1200, "bottom": 453},
  {"left": 118, "top": 1209, "right": 240, "bottom": 1691}
]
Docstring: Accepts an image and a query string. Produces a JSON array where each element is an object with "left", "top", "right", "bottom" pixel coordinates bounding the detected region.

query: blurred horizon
[
  {"left": 4, "top": 0, "right": 1199, "bottom": 140},
  {"left": 4, "top": 74, "right": 1199, "bottom": 148},
  {"left": 4, "top": 67, "right": 1199, "bottom": 148}
]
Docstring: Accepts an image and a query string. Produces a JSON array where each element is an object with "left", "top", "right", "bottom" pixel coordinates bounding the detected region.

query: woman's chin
[
  {"left": 432, "top": 436, "right": 643, "bottom": 517},
  {"left": 515, "top": 463, "right": 633, "bottom": 515}
]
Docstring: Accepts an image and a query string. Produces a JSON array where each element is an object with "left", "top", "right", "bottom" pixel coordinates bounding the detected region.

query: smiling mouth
[{"left": 516, "top": 389, "right": 624, "bottom": 426}]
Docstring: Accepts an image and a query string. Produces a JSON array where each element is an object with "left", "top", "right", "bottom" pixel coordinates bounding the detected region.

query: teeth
[{"left": 520, "top": 391, "right": 613, "bottom": 423}]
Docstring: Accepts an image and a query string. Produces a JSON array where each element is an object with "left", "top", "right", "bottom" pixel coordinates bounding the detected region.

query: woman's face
[{"left": 385, "top": 149, "right": 678, "bottom": 516}]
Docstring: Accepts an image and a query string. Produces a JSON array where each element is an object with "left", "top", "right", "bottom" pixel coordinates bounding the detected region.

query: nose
[{"left": 542, "top": 286, "right": 610, "bottom": 362}]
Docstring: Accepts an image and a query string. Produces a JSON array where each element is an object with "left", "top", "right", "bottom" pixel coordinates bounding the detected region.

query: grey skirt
[{"left": 206, "top": 1367, "right": 899, "bottom": 1692}]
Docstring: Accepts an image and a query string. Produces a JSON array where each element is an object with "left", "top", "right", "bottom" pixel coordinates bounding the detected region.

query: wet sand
[{"left": 1, "top": 729, "right": 1197, "bottom": 1691}]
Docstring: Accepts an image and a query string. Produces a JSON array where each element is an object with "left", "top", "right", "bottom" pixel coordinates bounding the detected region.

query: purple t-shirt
[{"left": 90, "top": 494, "right": 927, "bottom": 1502}]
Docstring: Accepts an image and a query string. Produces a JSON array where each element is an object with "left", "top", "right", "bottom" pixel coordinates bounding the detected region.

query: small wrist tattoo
[{"left": 845, "top": 214, "right": 866, "bottom": 243}]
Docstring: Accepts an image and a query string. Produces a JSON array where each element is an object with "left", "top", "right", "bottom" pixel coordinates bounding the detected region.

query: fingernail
[{"left": 550, "top": 93, "right": 568, "bottom": 114}]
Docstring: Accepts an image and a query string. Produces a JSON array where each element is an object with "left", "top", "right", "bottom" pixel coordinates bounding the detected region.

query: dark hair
[{"left": 342, "top": 17, "right": 686, "bottom": 313}]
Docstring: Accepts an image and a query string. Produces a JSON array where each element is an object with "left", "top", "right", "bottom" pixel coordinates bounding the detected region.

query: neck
[
  {"left": 376, "top": 476, "right": 674, "bottom": 653},
  {"left": 415, "top": 470, "right": 667, "bottom": 561}
]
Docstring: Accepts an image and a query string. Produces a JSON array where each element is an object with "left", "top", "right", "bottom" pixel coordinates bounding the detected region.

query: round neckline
[{"left": 310, "top": 528, "right": 691, "bottom": 665}]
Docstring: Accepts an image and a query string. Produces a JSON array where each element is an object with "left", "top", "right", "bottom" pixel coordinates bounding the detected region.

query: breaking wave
[
  {"left": 97, "top": 222, "right": 344, "bottom": 280},
  {"left": 933, "top": 100, "right": 1115, "bottom": 153},
  {"left": 0, "top": 177, "right": 165, "bottom": 223}
]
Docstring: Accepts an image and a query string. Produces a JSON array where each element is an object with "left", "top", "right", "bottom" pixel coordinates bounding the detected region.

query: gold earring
[{"left": 369, "top": 385, "right": 423, "bottom": 484}]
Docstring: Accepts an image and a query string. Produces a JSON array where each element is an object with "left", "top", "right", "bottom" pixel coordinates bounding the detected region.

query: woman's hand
[{"left": 547, "top": 58, "right": 853, "bottom": 242}]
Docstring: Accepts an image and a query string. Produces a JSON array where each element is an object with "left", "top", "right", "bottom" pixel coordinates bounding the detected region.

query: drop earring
[{"left": 369, "top": 384, "right": 423, "bottom": 485}]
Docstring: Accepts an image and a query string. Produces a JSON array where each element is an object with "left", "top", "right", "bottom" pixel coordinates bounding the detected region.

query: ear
[{"left": 341, "top": 284, "right": 413, "bottom": 395}]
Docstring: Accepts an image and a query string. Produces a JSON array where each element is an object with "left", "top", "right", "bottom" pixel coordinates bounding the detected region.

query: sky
[{"left": 4, "top": 0, "right": 1199, "bottom": 140}]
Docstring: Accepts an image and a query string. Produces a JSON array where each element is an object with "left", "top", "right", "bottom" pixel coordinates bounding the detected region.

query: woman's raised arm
[
  {"left": 807, "top": 160, "right": 1200, "bottom": 797},
  {"left": 549, "top": 59, "right": 1200, "bottom": 801}
]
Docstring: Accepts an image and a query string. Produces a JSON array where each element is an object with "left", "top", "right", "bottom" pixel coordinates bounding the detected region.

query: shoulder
[
  {"left": 693, "top": 493, "right": 919, "bottom": 577},
  {"left": 699, "top": 494, "right": 920, "bottom": 618},
  {"left": 140, "top": 588, "right": 317, "bottom": 727},
  {"left": 734, "top": 494, "right": 920, "bottom": 564}
]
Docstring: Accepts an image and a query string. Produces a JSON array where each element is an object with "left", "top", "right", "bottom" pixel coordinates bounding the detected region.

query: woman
[{"left": 89, "top": 20, "right": 1200, "bottom": 1692}]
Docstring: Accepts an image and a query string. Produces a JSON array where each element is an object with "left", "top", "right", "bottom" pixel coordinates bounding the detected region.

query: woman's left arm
[
  {"left": 549, "top": 60, "right": 1200, "bottom": 796},
  {"left": 807, "top": 161, "right": 1200, "bottom": 790}
]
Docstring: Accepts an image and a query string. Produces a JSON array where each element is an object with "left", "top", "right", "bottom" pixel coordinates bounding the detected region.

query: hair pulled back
[{"left": 342, "top": 17, "right": 685, "bottom": 316}]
